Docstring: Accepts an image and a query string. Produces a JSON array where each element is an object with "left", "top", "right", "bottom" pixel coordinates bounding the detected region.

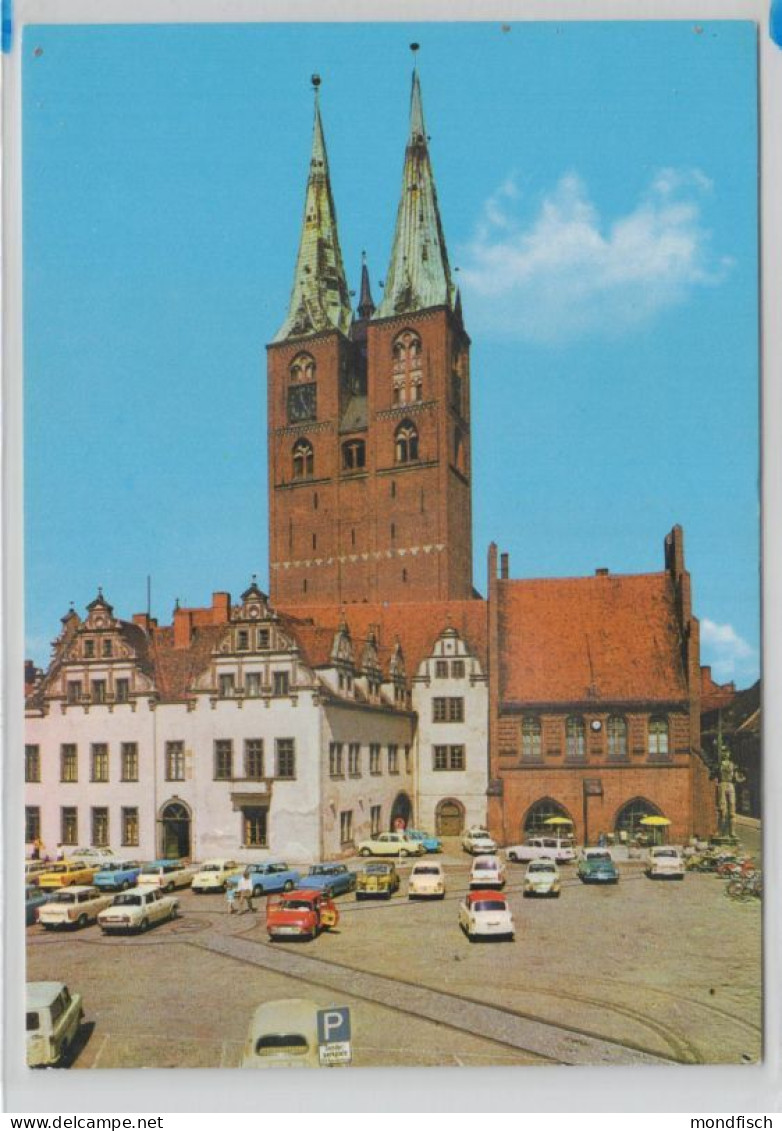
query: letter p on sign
[{"left": 317, "top": 1006, "right": 351, "bottom": 1044}]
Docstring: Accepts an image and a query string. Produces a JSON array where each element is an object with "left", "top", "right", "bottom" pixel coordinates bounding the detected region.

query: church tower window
[
  {"left": 292, "top": 438, "right": 314, "bottom": 480},
  {"left": 395, "top": 421, "right": 419, "bottom": 464},
  {"left": 392, "top": 330, "right": 423, "bottom": 404},
  {"left": 342, "top": 439, "right": 366, "bottom": 471}
]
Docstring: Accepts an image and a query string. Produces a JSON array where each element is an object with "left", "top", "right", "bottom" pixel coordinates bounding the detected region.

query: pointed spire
[
  {"left": 357, "top": 252, "right": 375, "bottom": 319},
  {"left": 375, "top": 53, "right": 455, "bottom": 320},
  {"left": 273, "top": 76, "right": 352, "bottom": 342}
]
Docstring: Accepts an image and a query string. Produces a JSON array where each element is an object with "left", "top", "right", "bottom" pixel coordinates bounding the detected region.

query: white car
[
  {"left": 356, "top": 832, "right": 425, "bottom": 858},
  {"left": 26, "top": 982, "right": 84, "bottom": 1067},
  {"left": 38, "top": 885, "right": 114, "bottom": 929},
  {"left": 241, "top": 999, "right": 323, "bottom": 1069},
  {"left": 408, "top": 861, "right": 446, "bottom": 899},
  {"left": 68, "top": 847, "right": 120, "bottom": 865},
  {"left": 98, "top": 886, "right": 180, "bottom": 933},
  {"left": 646, "top": 846, "right": 685, "bottom": 880},
  {"left": 191, "top": 859, "right": 243, "bottom": 893},
  {"left": 462, "top": 829, "right": 498, "bottom": 855},
  {"left": 523, "top": 859, "right": 561, "bottom": 897},
  {"left": 506, "top": 836, "right": 576, "bottom": 864},
  {"left": 459, "top": 891, "right": 515, "bottom": 941},
  {"left": 137, "top": 859, "right": 197, "bottom": 891},
  {"left": 469, "top": 855, "right": 506, "bottom": 888}
]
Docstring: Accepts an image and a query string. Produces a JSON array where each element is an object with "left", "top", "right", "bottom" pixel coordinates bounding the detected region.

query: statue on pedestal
[{"left": 714, "top": 742, "right": 744, "bottom": 839}]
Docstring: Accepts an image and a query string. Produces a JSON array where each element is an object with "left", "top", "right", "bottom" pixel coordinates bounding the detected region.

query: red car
[{"left": 266, "top": 889, "right": 339, "bottom": 941}]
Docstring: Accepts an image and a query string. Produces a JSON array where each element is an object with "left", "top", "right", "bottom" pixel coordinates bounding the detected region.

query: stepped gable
[
  {"left": 498, "top": 572, "right": 688, "bottom": 706},
  {"left": 279, "top": 599, "right": 488, "bottom": 678}
]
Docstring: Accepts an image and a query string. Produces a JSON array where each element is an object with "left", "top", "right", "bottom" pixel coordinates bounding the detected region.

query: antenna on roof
[{"left": 146, "top": 575, "right": 151, "bottom": 618}]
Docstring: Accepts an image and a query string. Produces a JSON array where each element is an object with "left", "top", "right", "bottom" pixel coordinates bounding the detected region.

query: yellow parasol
[
  {"left": 543, "top": 817, "right": 573, "bottom": 826},
  {"left": 639, "top": 814, "right": 671, "bottom": 845}
]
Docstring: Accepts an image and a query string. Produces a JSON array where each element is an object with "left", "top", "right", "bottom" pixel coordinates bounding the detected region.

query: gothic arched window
[
  {"left": 289, "top": 352, "right": 315, "bottom": 383},
  {"left": 392, "top": 330, "right": 422, "bottom": 405},
  {"left": 395, "top": 421, "right": 419, "bottom": 464},
  {"left": 342, "top": 439, "right": 366, "bottom": 472},
  {"left": 292, "top": 439, "right": 314, "bottom": 480}
]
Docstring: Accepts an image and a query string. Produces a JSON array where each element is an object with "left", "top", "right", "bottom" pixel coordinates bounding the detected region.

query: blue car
[
  {"left": 93, "top": 860, "right": 142, "bottom": 892},
  {"left": 298, "top": 863, "right": 357, "bottom": 897},
  {"left": 405, "top": 830, "right": 443, "bottom": 854},
  {"left": 26, "top": 884, "right": 49, "bottom": 926},
  {"left": 226, "top": 862, "right": 301, "bottom": 899}
]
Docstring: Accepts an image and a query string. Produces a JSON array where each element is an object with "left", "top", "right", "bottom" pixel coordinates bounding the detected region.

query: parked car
[
  {"left": 356, "top": 862, "right": 400, "bottom": 900},
  {"left": 646, "top": 846, "right": 686, "bottom": 880},
  {"left": 577, "top": 848, "right": 619, "bottom": 884},
  {"left": 458, "top": 890, "right": 515, "bottom": 942},
  {"left": 407, "top": 861, "right": 446, "bottom": 900},
  {"left": 92, "top": 860, "right": 142, "bottom": 892},
  {"left": 523, "top": 859, "right": 561, "bottom": 898},
  {"left": 356, "top": 832, "right": 425, "bottom": 858},
  {"left": 505, "top": 837, "right": 576, "bottom": 864},
  {"left": 227, "top": 862, "right": 301, "bottom": 898},
  {"left": 298, "top": 863, "right": 357, "bottom": 897},
  {"left": 68, "top": 847, "right": 120, "bottom": 865},
  {"left": 470, "top": 855, "right": 506, "bottom": 889},
  {"left": 241, "top": 999, "right": 322, "bottom": 1069},
  {"left": 26, "top": 982, "right": 84, "bottom": 1067},
  {"left": 25, "top": 885, "right": 50, "bottom": 926},
  {"left": 461, "top": 829, "right": 498, "bottom": 855},
  {"left": 25, "top": 860, "right": 51, "bottom": 886},
  {"left": 266, "top": 890, "right": 339, "bottom": 941},
  {"left": 98, "top": 887, "right": 179, "bottom": 933},
  {"left": 38, "top": 886, "right": 114, "bottom": 930},
  {"left": 404, "top": 829, "right": 443, "bottom": 853},
  {"left": 37, "top": 861, "right": 97, "bottom": 890},
  {"left": 191, "top": 859, "right": 243, "bottom": 893},
  {"left": 137, "top": 859, "right": 196, "bottom": 892}
]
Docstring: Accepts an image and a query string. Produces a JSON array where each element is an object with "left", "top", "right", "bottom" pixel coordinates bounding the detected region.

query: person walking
[{"left": 237, "top": 869, "right": 255, "bottom": 914}]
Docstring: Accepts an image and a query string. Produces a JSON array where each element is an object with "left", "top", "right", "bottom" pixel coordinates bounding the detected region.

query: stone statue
[{"left": 715, "top": 742, "right": 743, "bottom": 839}]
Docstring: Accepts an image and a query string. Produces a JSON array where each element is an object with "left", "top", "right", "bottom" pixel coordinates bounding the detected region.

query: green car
[
  {"left": 355, "top": 862, "right": 400, "bottom": 900},
  {"left": 577, "top": 849, "right": 619, "bottom": 884}
]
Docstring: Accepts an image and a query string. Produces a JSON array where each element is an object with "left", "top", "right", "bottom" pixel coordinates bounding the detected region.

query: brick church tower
[{"left": 267, "top": 69, "right": 473, "bottom": 606}]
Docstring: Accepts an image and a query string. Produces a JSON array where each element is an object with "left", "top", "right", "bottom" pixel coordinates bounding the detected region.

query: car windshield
[
  {"left": 586, "top": 852, "right": 611, "bottom": 860},
  {"left": 50, "top": 892, "right": 78, "bottom": 904},
  {"left": 26, "top": 1012, "right": 41, "bottom": 1032},
  {"left": 413, "top": 867, "right": 440, "bottom": 875},
  {"left": 365, "top": 865, "right": 390, "bottom": 874},
  {"left": 255, "top": 1035, "right": 309, "bottom": 1057},
  {"left": 529, "top": 862, "right": 556, "bottom": 873},
  {"left": 141, "top": 865, "right": 163, "bottom": 874},
  {"left": 655, "top": 850, "right": 677, "bottom": 857},
  {"left": 200, "top": 865, "right": 222, "bottom": 872},
  {"left": 278, "top": 899, "right": 312, "bottom": 911},
  {"left": 472, "top": 900, "right": 507, "bottom": 912},
  {"left": 113, "top": 893, "right": 145, "bottom": 906},
  {"left": 309, "top": 866, "right": 331, "bottom": 875},
  {"left": 475, "top": 859, "right": 498, "bottom": 869}
]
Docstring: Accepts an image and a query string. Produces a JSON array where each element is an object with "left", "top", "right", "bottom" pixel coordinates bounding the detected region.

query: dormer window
[
  {"left": 102, "top": 639, "right": 112, "bottom": 658},
  {"left": 67, "top": 680, "right": 82, "bottom": 705},
  {"left": 257, "top": 628, "right": 270, "bottom": 650},
  {"left": 219, "top": 673, "right": 235, "bottom": 698},
  {"left": 237, "top": 630, "right": 249, "bottom": 651},
  {"left": 273, "top": 671, "right": 289, "bottom": 697},
  {"left": 84, "top": 640, "right": 95, "bottom": 658}
]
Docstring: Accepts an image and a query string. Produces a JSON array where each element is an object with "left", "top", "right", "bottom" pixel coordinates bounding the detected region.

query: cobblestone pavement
[{"left": 26, "top": 850, "right": 762, "bottom": 1070}]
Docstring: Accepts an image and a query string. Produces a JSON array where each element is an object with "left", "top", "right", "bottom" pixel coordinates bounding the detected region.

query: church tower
[{"left": 267, "top": 67, "right": 474, "bottom": 607}]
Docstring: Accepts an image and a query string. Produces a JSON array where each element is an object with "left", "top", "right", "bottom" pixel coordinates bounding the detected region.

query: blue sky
[{"left": 23, "top": 20, "right": 759, "bottom": 684}]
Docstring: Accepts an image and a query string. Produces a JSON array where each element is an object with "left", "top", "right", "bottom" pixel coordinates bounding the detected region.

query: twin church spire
[{"left": 275, "top": 64, "right": 454, "bottom": 342}]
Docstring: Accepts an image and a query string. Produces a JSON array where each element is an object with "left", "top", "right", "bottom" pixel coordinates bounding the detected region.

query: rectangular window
[
  {"left": 237, "top": 629, "right": 249, "bottom": 651},
  {"left": 214, "top": 740, "right": 233, "bottom": 780},
  {"left": 84, "top": 639, "right": 95, "bottom": 658},
  {"left": 257, "top": 628, "right": 270, "bottom": 650},
  {"left": 219, "top": 673, "right": 235, "bottom": 698},
  {"left": 273, "top": 671, "right": 290, "bottom": 696},
  {"left": 91, "top": 807, "right": 109, "bottom": 848},
  {"left": 449, "top": 745, "right": 465, "bottom": 770},
  {"left": 340, "top": 810, "right": 354, "bottom": 845},
  {"left": 165, "top": 741, "right": 185, "bottom": 781},
  {"left": 329, "top": 742, "right": 344, "bottom": 778},
  {"left": 451, "top": 660, "right": 465, "bottom": 679},
  {"left": 388, "top": 744, "right": 399, "bottom": 774},
  {"left": 433, "top": 745, "right": 465, "bottom": 771},
  {"left": 90, "top": 743, "right": 109, "bottom": 782},
  {"left": 121, "top": 807, "right": 139, "bottom": 847},
  {"left": 91, "top": 680, "right": 107, "bottom": 704},
  {"left": 61, "top": 807, "right": 78, "bottom": 846},
  {"left": 245, "top": 672, "right": 261, "bottom": 697},
  {"left": 61, "top": 744, "right": 78, "bottom": 783},
  {"left": 404, "top": 744, "right": 412, "bottom": 774},
  {"left": 102, "top": 639, "right": 113, "bottom": 658},
  {"left": 25, "top": 807, "right": 41, "bottom": 844},
  {"left": 369, "top": 744, "right": 381, "bottom": 775},
  {"left": 276, "top": 738, "right": 296, "bottom": 779},
  {"left": 435, "top": 660, "right": 449, "bottom": 679},
  {"left": 370, "top": 805, "right": 382, "bottom": 837},
  {"left": 66, "top": 680, "right": 82, "bottom": 705},
  {"left": 432, "top": 697, "right": 464, "bottom": 722},
  {"left": 244, "top": 739, "right": 264, "bottom": 779},
  {"left": 348, "top": 743, "right": 361, "bottom": 777},
  {"left": 25, "top": 745, "right": 40, "bottom": 783},
  {"left": 115, "top": 678, "right": 130, "bottom": 703},
  {"left": 121, "top": 742, "right": 139, "bottom": 782},
  {"left": 243, "top": 807, "right": 268, "bottom": 848}
]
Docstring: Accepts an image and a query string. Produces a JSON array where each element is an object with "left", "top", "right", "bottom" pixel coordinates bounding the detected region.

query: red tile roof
[
  {"left": 148, "top": 624, "right": 226, "bottom": 701},
  {"left": 498, "top": 572, "right": 688, "bottom": 705}
]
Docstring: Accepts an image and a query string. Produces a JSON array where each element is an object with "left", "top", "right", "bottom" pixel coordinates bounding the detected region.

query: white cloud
[
  {"left": 457, "top": 169, "right": 732, "bottom": 344},
  {"left": 701, "top": 618, "right": 756, "bottom": 683}
]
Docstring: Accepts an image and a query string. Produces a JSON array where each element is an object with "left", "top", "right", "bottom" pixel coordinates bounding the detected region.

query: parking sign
[{"left": 317, "top": 1007, "right": 352, "bottom": 1066}]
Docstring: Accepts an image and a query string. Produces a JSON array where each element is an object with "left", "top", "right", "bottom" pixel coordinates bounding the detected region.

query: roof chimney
[
  {"left": 500, "top": 553, "right": 509, "bottom": 580},
  {"left": 595, "top": 568, "right": 609, "bottom": 576}
]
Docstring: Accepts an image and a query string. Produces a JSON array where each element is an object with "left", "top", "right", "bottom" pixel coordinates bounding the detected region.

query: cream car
[
  {"left": 523, "top": 859, "right": 561, "bottom": 897},
  {"left": 408, "top": 861, "right": 446, "bottom": 899},
  {"left": 356, "top": 832, "right": 425, "bottom": 858},
  {"left": 98, "top": 886, "right": 179, "bottom": 933},
  {"left": 241, "top": 998, "right": 322, "bottom": 1069},
  {"left": 38, "top": 886, "right": 113, "bottom": 930},
  {"left": 459, "top": 891, "right": 515, "bottom": 942},
  {"left": 191, "top": 859, "right": 243, "bottom": 893},
  {"left": 26, "top": 982, "right": 84, "bottom": 1067},
  {"left": 137, "top": 859, "right": 197, "bottom": 891},
  {"left": 646, "top": 846, "right": 686, "bottom": 880},
  {"left": 461, "top": 829, "right": 498, "bottom": 855},
  {"left": 470, "top": 855, "right": 506, "bottom": 888}
]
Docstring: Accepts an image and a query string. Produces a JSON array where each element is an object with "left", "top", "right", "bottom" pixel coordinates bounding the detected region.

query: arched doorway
[
  {"left": 614, "top": 798, "right": 665, "bottom": 843},
  {"left": 435, "top": 798, "right": 465, "bottom": 837},
  {"left": 389, "top": 792, "right": 413, "bottom": 831},
  {"left": 159, "top": 800, "right": 191, "bottom": 859},
  {"left": 522, "top": 798, "right": 574, "bottom": 838}
]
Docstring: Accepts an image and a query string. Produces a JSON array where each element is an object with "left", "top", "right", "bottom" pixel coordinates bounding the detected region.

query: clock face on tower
[{"left": 287, "top": 382, "right": 317, "bottom": 423}]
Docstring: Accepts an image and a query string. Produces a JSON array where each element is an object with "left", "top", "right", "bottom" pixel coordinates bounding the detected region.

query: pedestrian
[
  {"left": 237, "top": 869, "right": 255, "bottom": 914},
  {"left": 226, "top": 883, "right": 238, "bottom": 915},
  {"left": 32, "top": 838, "right": 43, "bottom": 861},
  {"left": 55, "top": 843, "right": 65, "bottom": 861}
]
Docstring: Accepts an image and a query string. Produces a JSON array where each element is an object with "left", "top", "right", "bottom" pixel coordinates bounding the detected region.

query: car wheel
[
  {"left": 121, "top": 881, "right": 130, "bottom": 892},
  {"left": 356, "top": 892, "right": 364, "bottom": 901},
  {"left": 171, "top": 905, "right": 179, "bottom": 919},
  {"left": 253, "top": 885, "right": 263, "bottom": 898},
  {"left": 165, "top": 882, "right": 174, "bottom": 893},
  {"left": 360, "top": 848, "right": 371, "bottom": 857},
  {"left": 284, "top": 880, "right": 294, "bottom": 892},
  {"left": 349, "top": 878, "right": 357, "bottom": 892},
  {"left": 140, "top": 917, "right": 150, "bottom": 933},
  {"left": 77, "top": 914, "right": 88, "bottom": 929}
]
